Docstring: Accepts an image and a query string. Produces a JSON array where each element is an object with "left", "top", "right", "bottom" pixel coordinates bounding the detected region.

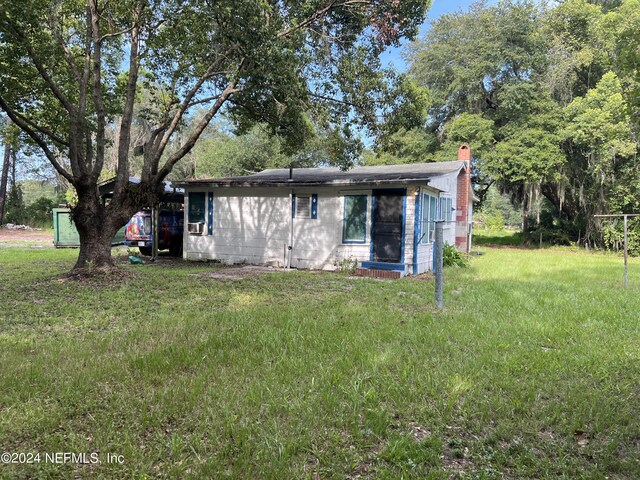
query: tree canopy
[
  {"left": 372, "top": 0, "right": 640, "bottom": 249},
  {"left": 0, "top": 0, "right": 432, "bottom": 269}
]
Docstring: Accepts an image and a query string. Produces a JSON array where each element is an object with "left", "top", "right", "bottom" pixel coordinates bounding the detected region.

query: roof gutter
[{"left": 173, "top": 177, "right": 443, "bottom": 190}]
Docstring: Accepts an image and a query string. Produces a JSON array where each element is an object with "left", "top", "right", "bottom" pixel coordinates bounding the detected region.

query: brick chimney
[
  {"left": 455, "top": 144, "right": 472, "bottom": 253},
  {"left": 458, "top": 144, "right": 471, "bottom": 163}
]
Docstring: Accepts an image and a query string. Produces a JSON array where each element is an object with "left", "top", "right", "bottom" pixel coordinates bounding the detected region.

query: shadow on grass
[{"left": 473, "top": 229, "right": 526, "bottom": 247}]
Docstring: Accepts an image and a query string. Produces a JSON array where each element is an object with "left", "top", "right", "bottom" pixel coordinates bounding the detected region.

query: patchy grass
[{"left": 0, "top": 245, "right": 639, "bottom": 479}]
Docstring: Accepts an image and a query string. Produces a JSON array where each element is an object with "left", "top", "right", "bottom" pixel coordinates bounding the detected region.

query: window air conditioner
[{"left": 188, "top": 222, "right": 204, "bottom": 235}]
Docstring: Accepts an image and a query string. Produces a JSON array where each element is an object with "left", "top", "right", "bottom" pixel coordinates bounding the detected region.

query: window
[
  {"left": 188, "top": 192, "right": 205, "bottom": 224},
  {"left": 420, "top": 193, "right": 438, "bottom": 244},
  {"left": 342, "top": 195, "right": 367, "bottom": 243},
  {"left": 292, "top": 194, "right": 318, "bottom": 219},
  {"left": 296, "top": 195, "right": 311, "bottom": 218},
  {"left": 207, "top": 192, "right": 214, "bottom": 235},
  {"left": 439, "top": 197, "right": 453, "bottom": 222}
]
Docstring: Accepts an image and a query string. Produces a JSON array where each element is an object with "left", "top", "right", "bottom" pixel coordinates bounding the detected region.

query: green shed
[{"left": 53, "top": 208, "right": 126, "bottom": 248}]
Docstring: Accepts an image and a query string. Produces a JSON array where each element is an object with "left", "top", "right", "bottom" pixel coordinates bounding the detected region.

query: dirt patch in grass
[
  {"left": 348, "top": 438, "right": 387, "bottom": 480},
  {"left": 411, "top": 272, "right": 435, "bottom": 281},
  {"left": 0, "top": 227, "right": 53, "bottom": 247},
  {"left": 409, "top": 422, "right": 432, "bottom": 442},
  {"left": 201, "top": 264, "right": 288, "bottom": 280},
  {"left": 442, "top": 425, "right": 477, "bottom": 477},
  {"left": 54, "top": 265, "right": 140, "bottom": 286}
]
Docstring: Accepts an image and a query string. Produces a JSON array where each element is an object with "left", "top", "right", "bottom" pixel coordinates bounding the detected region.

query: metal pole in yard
[
  {"left": 152, "top": 204, "right": 159, "bottom": 262},
  {"left": 624, "top": 214, "right": 628, "bottom": 289},
  {"left": 434, "top": 220, "right": 444, "bottom": 309},
  {"left": 594, "top": 213, "right": 640, "bottom": 288}
]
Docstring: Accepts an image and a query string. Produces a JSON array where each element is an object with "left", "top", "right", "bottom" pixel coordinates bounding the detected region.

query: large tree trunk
[
  {"left": 71, "top": 183, "right": 134, "bottom": 272},
  {"left": 0, "top": 139, "right": 10, "bottom": 224},
  {"left": 71, "top": 179, "right": 156, "bottom": 272},
  {"left": 72, "top": 189, "right": 114, "bottom": 271},
  {"left": 74, "top": 221, "right": 116, "bottom": 271}
]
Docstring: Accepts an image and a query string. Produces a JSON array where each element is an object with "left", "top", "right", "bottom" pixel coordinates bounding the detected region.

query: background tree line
[{"left": 370, "top": 0, "right": 640, "bottom": 251}]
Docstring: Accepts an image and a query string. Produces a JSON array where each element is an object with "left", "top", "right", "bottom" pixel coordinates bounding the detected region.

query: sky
[{"left": 380, "top": 0, "right": 498, "bottom": 72}]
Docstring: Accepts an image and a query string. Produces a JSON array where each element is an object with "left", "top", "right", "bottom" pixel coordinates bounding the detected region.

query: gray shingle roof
[{"left": 175, "top": 161, "right": 465, "bottom": 188}]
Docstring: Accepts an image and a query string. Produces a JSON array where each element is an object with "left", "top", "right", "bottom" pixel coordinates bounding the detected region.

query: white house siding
[
  {"left": 184, "top": 188, "right": 291, "bottom": 265},
  {"left": 426, "top": 170, "right": 460, "bottom": 247},
  {"left": 184, "top": 185, "right": 425, "bottom": 273},
  {"left": 291, "top": 187, "right": 370, "bottom": 270},
  {"left": 404, "top": 190, "right": 416, "bottom": 275}
]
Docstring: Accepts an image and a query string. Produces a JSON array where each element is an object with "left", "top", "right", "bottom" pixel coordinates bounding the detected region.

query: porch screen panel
[{"left": 342, "top": 195, "right": 367, "bottom": 243}]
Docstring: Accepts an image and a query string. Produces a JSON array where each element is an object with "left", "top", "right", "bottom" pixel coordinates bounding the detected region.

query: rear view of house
[{"left": 176, "top": 145, "right": 474, "bottom": 277}]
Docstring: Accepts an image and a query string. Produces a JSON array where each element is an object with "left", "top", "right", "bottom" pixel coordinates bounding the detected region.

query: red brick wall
[
  {"left": 354, "top": 268, "right": 401, "bottom": 280},
  {"left": 455, "top": 144, "right": 471, "bottom": 253}
]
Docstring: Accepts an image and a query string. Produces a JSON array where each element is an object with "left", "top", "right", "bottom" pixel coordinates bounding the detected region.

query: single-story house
[{"left": 175, "top": 144, "right": 473, "bottom": 277}]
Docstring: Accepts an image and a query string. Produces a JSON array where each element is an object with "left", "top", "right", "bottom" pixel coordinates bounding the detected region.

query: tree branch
[
  {"left": 156, "top": 82, "right": 241, "bottom": 181},
  {"left": 100, "top": 25, "right": 135, "bottom": 42},
  {"left": 186, "top": 94, "right": 223, "bottom": 109},
  {"left": 49, "top": 1, "right": 83, "bottom": 84},
  {"left": 113, "top": 11, "right": 143, "bottom": 203},
  {"left": 309, "top": 92, "right": 362, "bottom": 109},
  {"left": 3, "top": 20, "right": 77, "bottom": 115},
  {"left": 153, "top": 56, "right": 230, "bottom": 162},
  {"left": 277, "top": 0, "right": 370, "bottom": 39},
  {"left": 6, "top": 109, "right": 69, "bottom": 147},
  {"left": 0, "top": 95, "right": 74, "bottom": 183},
  {"left": 88, "top": 0, "right": 106, "bottom": 180}
]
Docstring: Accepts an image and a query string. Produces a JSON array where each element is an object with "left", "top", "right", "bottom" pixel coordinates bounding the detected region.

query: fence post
[{"left": 435, "top": 220, "right": 444, "bottom": 309}]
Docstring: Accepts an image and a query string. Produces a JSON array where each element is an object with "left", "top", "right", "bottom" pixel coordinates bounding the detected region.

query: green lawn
[{"left": 0, "top": 242, "right": 639, "bottom": 479}]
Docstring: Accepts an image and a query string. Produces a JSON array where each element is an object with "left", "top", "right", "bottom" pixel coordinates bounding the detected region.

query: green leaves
[
  {"left": 486, "top": 127, "right": 565, "bottom": 184},
  {"left": 563, "top": 72, "right": 636, "bottom": 170},
  {"left": 397, "top": 0, "right": 640, "bottom": 247}
]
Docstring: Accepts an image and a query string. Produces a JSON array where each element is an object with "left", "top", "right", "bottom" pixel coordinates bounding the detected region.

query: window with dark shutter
[{"left": 296, "top": 195, "right": 311, "bottom": 218}]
